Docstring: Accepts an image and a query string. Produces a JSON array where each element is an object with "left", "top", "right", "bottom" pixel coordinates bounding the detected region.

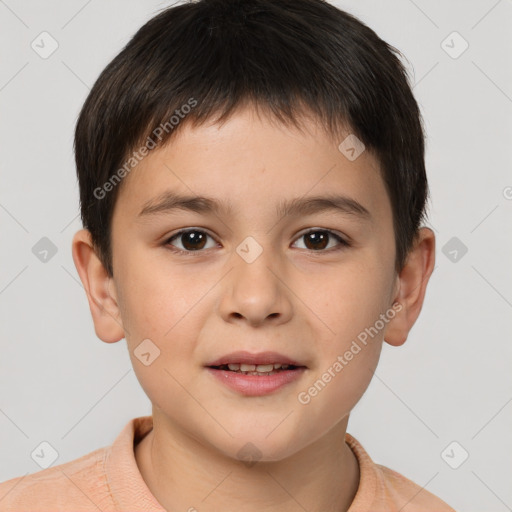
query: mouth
[
  {"left": 205, "top": 352, "right": 308, "bottom": 396},
  {"left": 205, "top": 350, "right": 308, "bottom": 376},
  {"left": 208, "top": 362, "right": 305, "bottom": 376}
]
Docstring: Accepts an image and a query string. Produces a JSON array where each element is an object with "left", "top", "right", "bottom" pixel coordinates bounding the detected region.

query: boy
[{"left": 0, "top": 0, "right": 456, "bottom": 510}]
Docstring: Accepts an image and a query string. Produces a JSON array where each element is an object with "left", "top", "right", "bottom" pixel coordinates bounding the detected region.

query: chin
[{"left": 208, "top": 426, "right": 306, "bottom": 465}]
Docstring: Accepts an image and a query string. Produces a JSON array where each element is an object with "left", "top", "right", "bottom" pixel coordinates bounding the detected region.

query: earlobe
[
  {"left": 384, "top": 227, "right": 436, "bottom": 347},
  {"left": 71, "top": 229, "right": 125, "bottom": 343}
]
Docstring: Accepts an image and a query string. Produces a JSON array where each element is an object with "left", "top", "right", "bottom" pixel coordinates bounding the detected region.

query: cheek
[
  {"left": 296, "top": 344, "right": 381, "bottom": 444},
  {"left": 116, "top": 251, "right": 205, "bottom": 340},
  {"left": 116, "top": 261, "right": 207, "bottom": 408},
  {"left": 114, "top": 267, "right": 209, "bottom": 402},
  {"left": 302, "top": 259, "right": 391, "bottom": 346},
  {"left": 293, "top": 255, "right": 392, "bottom": 427}
]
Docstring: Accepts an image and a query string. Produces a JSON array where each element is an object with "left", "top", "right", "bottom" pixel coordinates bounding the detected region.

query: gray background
[{"left": 1, "top": 1, "right": 511, "bottom": 510}]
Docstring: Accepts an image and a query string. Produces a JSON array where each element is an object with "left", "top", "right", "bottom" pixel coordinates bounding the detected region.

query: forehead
[{"left": 113, "top": 105, "right": 389, "bottom": 224}]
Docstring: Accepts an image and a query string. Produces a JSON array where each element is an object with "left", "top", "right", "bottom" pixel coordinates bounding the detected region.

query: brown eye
[
  {"left": 292, "top": 229, "right": 348, "bottom": 251},
  {"left": 304, "top": 231, "right": 329, "bottom": 250},
  {"left": 166, "top": 229, "right": 217, "bottom": 252}
]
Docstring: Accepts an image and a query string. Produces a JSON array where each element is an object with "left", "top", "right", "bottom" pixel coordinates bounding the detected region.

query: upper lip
[{"left": 205, "top": 351, "right": 307, "bottom": 367}]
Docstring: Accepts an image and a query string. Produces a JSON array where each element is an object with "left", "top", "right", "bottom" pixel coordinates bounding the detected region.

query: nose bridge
[{"left": 219, "top": 236, "right": 293, "bottom": 325}]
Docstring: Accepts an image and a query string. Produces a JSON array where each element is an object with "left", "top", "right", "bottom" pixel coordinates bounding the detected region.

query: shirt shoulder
[
  {"left": 0, "top": 416, "right": 163, "bottom": 512},
  {"left": 0, "top": 447, "right": 116, "bottom": 512},
  {"left": 345, "top": 433, "right": 457, "bottom": 512},
  {"left": 374, "top": 463, "right": 456, "bottom": 512}
]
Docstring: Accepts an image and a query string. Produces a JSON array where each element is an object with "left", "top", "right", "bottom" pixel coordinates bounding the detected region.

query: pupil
[
  {"left": 305, "top": 231, "right": 328, "bottom": 250},
  {"left": 182, "top": 231, "right": 206, "bottom": 250}
]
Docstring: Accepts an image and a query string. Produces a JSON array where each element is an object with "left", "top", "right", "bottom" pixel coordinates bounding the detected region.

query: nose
[{"left": 217, "top": 245, "right": 294, "bottom": 327}]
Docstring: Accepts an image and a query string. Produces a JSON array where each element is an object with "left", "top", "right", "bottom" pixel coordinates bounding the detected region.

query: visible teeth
[
  {"left": 255, "top": 364, "right": 274, "bottom": 372},
  {"left": 219, "top": 362, "right": 296, "bottom": 374}
]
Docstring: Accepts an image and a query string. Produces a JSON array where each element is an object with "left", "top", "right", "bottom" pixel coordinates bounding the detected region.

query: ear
[
  {"left": 71, "top": 229, "right": 125, "bottom": 343},
  {"left": 384, "top": 227, "right": 436, "bottom": 347}
]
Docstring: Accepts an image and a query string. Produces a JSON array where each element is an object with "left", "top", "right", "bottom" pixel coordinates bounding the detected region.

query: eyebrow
[{"left": 137, "top": 191, "right": 372, "bottom": 222}]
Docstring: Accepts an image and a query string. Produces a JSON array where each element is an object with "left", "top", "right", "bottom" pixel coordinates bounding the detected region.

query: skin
[{"left": 72, "top": 104, "right": 435, "bottom": 512}]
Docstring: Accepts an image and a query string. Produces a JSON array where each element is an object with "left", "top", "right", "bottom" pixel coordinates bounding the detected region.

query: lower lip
[{"left": 205, "top": 367, "right": 306, "bottom": 396}]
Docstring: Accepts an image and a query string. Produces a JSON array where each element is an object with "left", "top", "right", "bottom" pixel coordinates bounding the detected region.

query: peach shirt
[{"left": 0, "top": 415, "right": 456, "bottom": 511}]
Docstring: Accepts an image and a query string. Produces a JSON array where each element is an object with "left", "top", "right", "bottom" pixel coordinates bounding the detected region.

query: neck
[{"left": 135, "top": 410, "right": 360, "bottom": 512}]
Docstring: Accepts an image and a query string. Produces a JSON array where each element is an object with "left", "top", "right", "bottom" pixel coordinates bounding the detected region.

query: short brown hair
[{"left": 74, "top": 0, "right": 429, "bottom": 277}]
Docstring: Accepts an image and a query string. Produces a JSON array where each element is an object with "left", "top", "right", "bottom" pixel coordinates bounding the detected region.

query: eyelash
[{"left": 164, "top": 228, "right": 351, "bottom": 256}]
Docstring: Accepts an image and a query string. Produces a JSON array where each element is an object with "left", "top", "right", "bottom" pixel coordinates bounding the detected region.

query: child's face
[{"left": 104, "top": 105, "right": 400, "bottom": 459}]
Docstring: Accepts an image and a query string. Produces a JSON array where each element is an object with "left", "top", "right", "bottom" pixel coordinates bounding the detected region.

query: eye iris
[
  {"left": 181, "top": 231, "right": 207, "bottom": 250},
  {"left": 305, "top": 231, "right": 329, "bottom": 250}
]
